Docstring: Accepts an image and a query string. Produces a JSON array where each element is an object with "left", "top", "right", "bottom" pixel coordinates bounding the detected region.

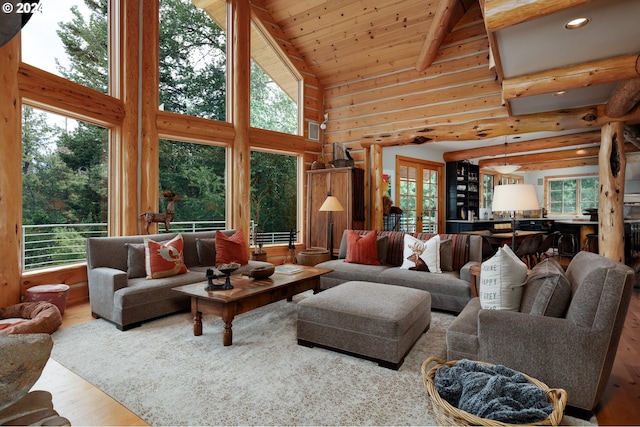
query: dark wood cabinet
[
  {"left": 306, "top": 167, "right": 365, "bottom": 256},
  {"left": 446, "top": 161, "right": 480, "bottom": 220}
]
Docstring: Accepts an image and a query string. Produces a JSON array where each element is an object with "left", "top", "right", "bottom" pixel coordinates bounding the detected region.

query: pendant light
[{"left": 491, "top": 138, "right": 520, "bottom": 174}]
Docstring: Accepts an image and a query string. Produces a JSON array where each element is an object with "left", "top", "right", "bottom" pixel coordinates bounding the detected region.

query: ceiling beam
[
  {"left": 605, "top": 78, "right": 640, "bottom": 118},
  {"left": 482, "top": 0, "right": 593, "bottom": 32},
  {"left": 443, "top": 131, "right": 601, "bottom": 162},
  {"left": 495, "top": 157, "right": 600, "bottom": 172},
  {"left": 502, "top": 54, "right": 640, "bottom": 101},
  {"left": 361, "top": 105, "right": 640, "bottom": 148},
  {"left": 478, "top": 142, "right": 639, "bottom": 168},
  {"left": 415, "top": 0, "right": 467, "bottom": 72}
]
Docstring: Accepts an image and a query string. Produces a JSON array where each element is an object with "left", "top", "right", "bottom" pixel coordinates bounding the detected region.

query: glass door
[{"left": 396, "top": 157, "right": 444, "bottom": 233}]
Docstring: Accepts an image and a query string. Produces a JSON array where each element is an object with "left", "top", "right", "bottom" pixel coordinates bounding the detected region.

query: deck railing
[{"left": 21, "top": 221, "right": 294, "bottom": 271}]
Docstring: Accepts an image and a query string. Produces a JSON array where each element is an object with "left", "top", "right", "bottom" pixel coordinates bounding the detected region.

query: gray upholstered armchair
[{"left": 446, "top": 251, "right": 634, "bottom": 413}]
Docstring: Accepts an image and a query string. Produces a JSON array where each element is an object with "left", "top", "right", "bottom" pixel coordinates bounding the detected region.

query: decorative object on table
[
  {"left": 248, "top": 264, "right": 275, "bottom": 279},
  {"left": 250, "top": 187, "right": 268, "bottom": 261},
  {"left": 330, "top": 142, "right": 354, "bottom": 168},
  {"left": 492, "top": 184, "right": 540, "bottom": 249},
  {"left": 274, "top": 264, "right": 303, "bottom": 274},
  {"left": 319, "top": 193, "right": 344, "bottom": 258},
  {"left": 205, "top": 263, "right": 240, "bottom": 290},
  {"left": 421, "top": 357, "right": 567, "bottom": 426},
  {"left": 284, "top": 230, "right": 299, "bottom": 264},
  {"left": 139, "top": 190, "right": 180, "bottom": 234}
]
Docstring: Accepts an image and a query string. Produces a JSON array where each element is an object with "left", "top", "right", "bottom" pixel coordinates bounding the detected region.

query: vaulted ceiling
[{"left": 209, "top": 0, "right": 640, "bottom": 169}]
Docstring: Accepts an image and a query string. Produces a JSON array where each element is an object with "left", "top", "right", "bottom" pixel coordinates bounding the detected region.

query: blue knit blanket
[{"left": 434, "top": 359, "right": 554, "bottom": 424}]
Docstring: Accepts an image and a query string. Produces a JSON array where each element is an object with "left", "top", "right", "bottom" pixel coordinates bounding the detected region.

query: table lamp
[
  {"left": 319, "top": 193, "right": 344, "bottom": 258},
  {"left": 492, "top": 184, "right": 540, "bottom": 248}
]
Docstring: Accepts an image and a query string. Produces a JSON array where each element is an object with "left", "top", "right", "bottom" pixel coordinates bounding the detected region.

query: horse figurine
[{"left": 140, "top": 190, "right": 180, "bottom": 234}]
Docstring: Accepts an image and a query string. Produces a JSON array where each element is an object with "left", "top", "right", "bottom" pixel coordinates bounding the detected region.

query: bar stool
[{"left": 583, "top": 234, "right": 598, "bottom": 253}]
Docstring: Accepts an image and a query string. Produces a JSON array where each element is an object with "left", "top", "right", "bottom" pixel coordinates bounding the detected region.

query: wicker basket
[{"left": 421, "top": 357, "right": 568, "bottom": 426}]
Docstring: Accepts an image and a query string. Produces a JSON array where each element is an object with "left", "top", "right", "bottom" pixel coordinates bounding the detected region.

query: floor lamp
[
  {"left": 319, "top": 193, "right": 344, "bottom": 258},
  {"left": 492, "top": 184, "right": 540, "bottom": 249}
]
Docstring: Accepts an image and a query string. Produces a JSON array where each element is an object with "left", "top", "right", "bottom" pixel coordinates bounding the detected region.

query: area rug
[{"left": 50, "top": 292, "right": 595, "bottom": 426}]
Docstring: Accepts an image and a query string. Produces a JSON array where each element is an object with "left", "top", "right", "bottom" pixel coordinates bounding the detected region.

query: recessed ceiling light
[{"left": 565, "top": 17, "right": 590, "bottom": 30}]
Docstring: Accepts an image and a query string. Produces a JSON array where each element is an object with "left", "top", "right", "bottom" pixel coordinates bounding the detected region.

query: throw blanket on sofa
[{"left": 434, "top": 359, "right": 554, "bottom": 424}]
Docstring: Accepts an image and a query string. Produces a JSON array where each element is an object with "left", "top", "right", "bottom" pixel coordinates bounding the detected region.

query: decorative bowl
[{"left": 248, "top": 265, "right": 275, "bottom": 279}]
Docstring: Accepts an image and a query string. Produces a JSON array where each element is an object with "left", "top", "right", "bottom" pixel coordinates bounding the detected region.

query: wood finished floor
[{"left": 34, "top": 289, "right": 640, "bottom": 426}]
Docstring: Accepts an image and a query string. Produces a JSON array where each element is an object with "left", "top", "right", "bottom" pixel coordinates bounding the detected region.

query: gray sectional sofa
[
  {"left": 86, "top": 230, "right": 272, "bottom": 330},
  {"left": 315, "top": 230, "right": 482, "bottom": 313}
]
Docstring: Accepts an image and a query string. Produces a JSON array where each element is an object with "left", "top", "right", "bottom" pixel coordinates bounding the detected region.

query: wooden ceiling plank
[
  {"left": 416, "top": 0, "right": 465, "bottom": 72},
  {"left": 443, "top": 131, "right": 602, "bottom": 161},
  {"left": 482, "top": 0, "right": 594, "bottom": 32},
  {"left": 317, "top": 37, "right": 489, "bottom": 86},
  {"left": 503, "top": 54, "right": 640, "bottom": 101}
]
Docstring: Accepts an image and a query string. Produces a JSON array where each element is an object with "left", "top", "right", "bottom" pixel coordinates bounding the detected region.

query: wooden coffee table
[{"left": 173, "top": 265, "right": 331, "bottom": 346}]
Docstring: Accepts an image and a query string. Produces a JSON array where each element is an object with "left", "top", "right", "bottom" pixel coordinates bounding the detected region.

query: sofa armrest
[
  {"left": 88, "top": 267, "right": 128, "bottom": 320},
  {"left": 459, "top": 260, "right": 480, "bottom": 283},
  {"left": 477, "top": 309, "right": 607, "bottom": 406}
]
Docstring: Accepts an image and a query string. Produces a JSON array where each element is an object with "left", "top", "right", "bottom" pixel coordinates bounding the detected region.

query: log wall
[{"left": 322, "top": 4, "right": 506, "bottom": 165}]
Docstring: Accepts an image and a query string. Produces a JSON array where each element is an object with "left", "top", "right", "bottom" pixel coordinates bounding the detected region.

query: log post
[
  {"left": 369, "top": 145, "right": 384, "bottom": 231},
  {"left": 0, "top": 35, "right": 22, "bottom": 306},
  {"left": 230, "top": 0, "right": 251, "bottom": 240},
  {"left": 599, "top": 122, "right": 626, "bottom": 263},
  {"left": 139, "top": 0, "right": 160, "bottom": 234}
]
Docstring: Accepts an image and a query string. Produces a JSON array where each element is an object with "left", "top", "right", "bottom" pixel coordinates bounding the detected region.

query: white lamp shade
[
  {"left": 319, "top": 195, "right": 344, "bottom": 212},
  {"left": 492, "top": 184, "right": 540, "bottom": 212}
]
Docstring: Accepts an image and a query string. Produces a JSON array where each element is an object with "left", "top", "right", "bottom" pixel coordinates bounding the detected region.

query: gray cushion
[
  {"left": 196, "top": 238, "right": 216, "bottom": 266},
  {"left": 520, "top": 258, "right": 571, "bottom": 317},
  {"left": 125, "top": 243, "right": 146, "bottom": 279}
]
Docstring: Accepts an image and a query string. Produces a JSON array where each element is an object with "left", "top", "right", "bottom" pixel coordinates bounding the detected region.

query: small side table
[
  {"left": 469, "top": 264, "right": 481, "bottom": 298},
  {"left": 297, "top": 248, "right": 331, "bottom": 266}
]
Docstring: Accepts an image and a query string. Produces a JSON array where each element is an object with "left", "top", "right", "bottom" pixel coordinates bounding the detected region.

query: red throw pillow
[
  {"left": 144, "top": 234, "right": 188, "bottom": 279},
  {"left": 215, "top": 230, "right": 249, "bottom": 266},
  {"left": 345, "top": 230, "right": 381, "bottom": 265}
]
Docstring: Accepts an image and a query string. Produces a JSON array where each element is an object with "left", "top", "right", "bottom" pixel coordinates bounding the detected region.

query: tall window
[
  {"left": 250, "top": 21, "right": 300, "bottom": 134},
  {"left": 160, "top": 0, "right": 227, "bottom": 120},
  {"left": 250, "top": 150, "right": 299, "bottom": 245},
  {"left": 547, "top": 175, "right": 598, "bottom": 215},
  {"left": 21, "top": 0, "right": 109, "bottom": 93},
  {"left": 22, "top": 106, "right": 108, "bottom": 270},
  {"left": 158, "top": 140, "right": 226, "bottom": 228}
]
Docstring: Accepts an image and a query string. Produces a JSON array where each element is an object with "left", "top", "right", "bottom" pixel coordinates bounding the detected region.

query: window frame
[{"left": 544, "top": 173, "right": 599, "bottom": 216}]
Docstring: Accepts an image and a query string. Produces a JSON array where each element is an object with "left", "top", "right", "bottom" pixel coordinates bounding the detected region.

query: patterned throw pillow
[
  {"left": 345, "top": 230, "right": 381, "bottom": 265},
  {"left": 400, "top": 234, "right": 441, "bottom": 273},
  {"left": 479, "top": 244, "right": 527, "bottom": 311},
  {"left": 144, "top": 234, "right": 188, "bottom": 279},
  {"left": 214, "top": 230, "right": 249, "bottom": 267}
]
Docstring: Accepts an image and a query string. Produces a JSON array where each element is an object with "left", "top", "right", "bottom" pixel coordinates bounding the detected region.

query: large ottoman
[{"left": 297, "top": 281, "right": 431, "bottom": 369}]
